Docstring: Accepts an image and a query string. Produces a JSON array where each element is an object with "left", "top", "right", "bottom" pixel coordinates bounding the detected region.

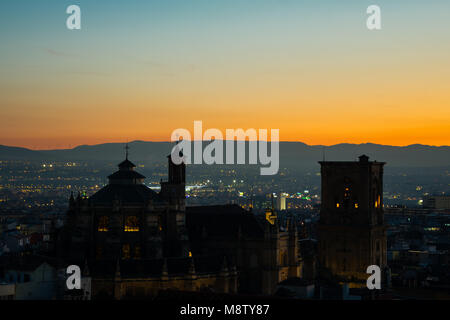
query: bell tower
[
  {"left": 160, "top": 145, "right": 186, "bottom": 210},
  {"left": 317, "top": 155, "right": 387, "bottom": 287},
  {"left": 159, "top": 144, "right": 189, "bottom": 257}
]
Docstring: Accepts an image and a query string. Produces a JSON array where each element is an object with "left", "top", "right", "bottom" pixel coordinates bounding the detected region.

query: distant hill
[
  {"left": 0, "top": 145, "right": 47, "bottom": 161},
  {"left": 0, "top": 141, "right": 449, "bottom": 169}
]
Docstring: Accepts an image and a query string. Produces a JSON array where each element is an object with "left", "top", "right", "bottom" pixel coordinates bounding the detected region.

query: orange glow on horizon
[
  {"left": 2, "top": 55, "right": 450, "bottom": 150},
  {"left": 1, "top": 131, "right": 449, "bottom": 150},
  {"left": 2, "top": 1, "right": 450, "bottom": 151}
]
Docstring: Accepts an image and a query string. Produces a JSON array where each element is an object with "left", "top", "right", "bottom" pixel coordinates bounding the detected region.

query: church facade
[{"left": 60, "top": 152, "right": 238, "bottom": 299}]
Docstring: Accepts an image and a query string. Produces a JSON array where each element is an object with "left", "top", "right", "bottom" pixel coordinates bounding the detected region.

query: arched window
[
  {"left": 98, "top": 216, "right": 109, "bottom": 232},
  {"left": 124, "top": 216, "right": 139, "bottom": 232}
]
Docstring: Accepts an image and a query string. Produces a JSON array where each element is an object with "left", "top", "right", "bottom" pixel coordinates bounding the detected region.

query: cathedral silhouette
[{"left": 59, "top": 146, "right": 300, "bottom": 299}]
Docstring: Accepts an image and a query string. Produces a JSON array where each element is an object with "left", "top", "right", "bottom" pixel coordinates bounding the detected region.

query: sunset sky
[{"left": 1, "top": 0, "right": 449, "bottom": 149}]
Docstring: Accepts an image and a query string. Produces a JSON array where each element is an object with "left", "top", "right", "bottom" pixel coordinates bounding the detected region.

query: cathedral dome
[
  {"left": 89, "top": 156, "right": 159, "bottom": 205},
  {"left": 108, "top": 158, "right": 145, "bottom": 185}
]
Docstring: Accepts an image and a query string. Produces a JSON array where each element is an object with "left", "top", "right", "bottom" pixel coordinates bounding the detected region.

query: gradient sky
[{"left": 1, "top": 0, "right": 449, "bottom": 149}]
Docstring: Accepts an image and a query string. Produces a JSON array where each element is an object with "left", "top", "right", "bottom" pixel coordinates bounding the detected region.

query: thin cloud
[
  {"left": 124, "top": 55, "right": 198, "bottom": 75},
  {"left": 65, "top": 71, "right": 112, "bottom": 77},
  {"left": 43, "top": 48, "right": 81, "bottom": 58}
]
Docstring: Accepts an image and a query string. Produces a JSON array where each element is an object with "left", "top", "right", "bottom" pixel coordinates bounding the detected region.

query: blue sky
[{"left": 1, "top": 1, "right": 450, "bottom": 148}]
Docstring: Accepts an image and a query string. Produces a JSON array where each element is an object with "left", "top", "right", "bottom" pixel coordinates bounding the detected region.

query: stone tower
[
  {"left": 159, "top": 146, "right": 189, "bottom": 258},
  {"left": 317, "top": 155, "right": 387, "bottom": 287}
]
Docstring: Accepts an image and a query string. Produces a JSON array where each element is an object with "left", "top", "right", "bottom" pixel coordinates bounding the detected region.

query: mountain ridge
[{"left": 0, "top": 141, "right": 449, "bottom": 168}]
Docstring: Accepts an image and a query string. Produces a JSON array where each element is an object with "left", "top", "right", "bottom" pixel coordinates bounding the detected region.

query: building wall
[
  {"left": 318, "top": 157, "right": 387, "bottom": 285},
  {"left": 188, "top": 221, "right": 301, "bottom": 295},
  {"left": 5, "top": 263, "right": 59, "bottom": 300},
  {"left": 423, "top": 196, "right": 450, "bottom": 210},
  {"left": 91, "top": 273, "right": 238, "bottom": 300},
  {"left": 0, "top": 284, "right": 15, "bottom": 300},
  {"left": 64, "top": 200, "right": 190, "bottom": 262}
]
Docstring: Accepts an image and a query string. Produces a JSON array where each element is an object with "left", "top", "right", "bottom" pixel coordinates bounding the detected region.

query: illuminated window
[
  {"left": 374, "top": 194, "right": 381, "bottom": 208},
  {"left": 98, "top": 216, "right": 109, "bottom": 232},
  {"left": 158, "top": 216, "right": 163, "bottom": 231},
  {"left": 122, "top": 244, "right": 131, "bottom": 260},
  {"left": 124, "top": 216, "right": 140, "bottom": 232},
  {"left": 344, "top": 187, "right": 350, "bottom": 198},
  {"left": 343, "top": 178, "right": 352, "bottom": 208},
  {"left": 336, "top": 203, "right": 340, "bottom": 208},
  {"left": 265, "top": 210, "right": 277, "bottom": 225},
  {"left": 343, "top": 179, "right": 351, "bottom": 197},
  {"left": 354, "top": 203, "right": 359, "bottom": 209}
]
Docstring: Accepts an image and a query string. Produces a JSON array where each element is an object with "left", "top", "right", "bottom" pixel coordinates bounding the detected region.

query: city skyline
[{"left": 2, "top": 0, "right": 450, "bottom": 305}]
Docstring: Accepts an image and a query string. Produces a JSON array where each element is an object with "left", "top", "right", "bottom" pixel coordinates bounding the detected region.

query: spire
[
  {"left": 125, "top": 142, "right": 130, "bottom": 160},
  {"left": 108, "top": 144, "right": 145, "bottom": 185},
  {"left": 167, "top": 140, "right": 186, "bottom": 185}
]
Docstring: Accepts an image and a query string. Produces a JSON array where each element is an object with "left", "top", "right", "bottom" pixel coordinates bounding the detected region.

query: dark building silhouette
[
  {"left": 317, "top": 155, "right": 387, "bottom": 287},
  {"left": 186, "top": 205, "right": 301, "bottom": 294},
  {"left": 64, "top": 151, "right": 190, "bottom": 262},
  {"left": 60, "top": 148, "right": 238, "bottom": 299},
  {"left": 59, "top": 146, "right": 301, "bottom": 298}
]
